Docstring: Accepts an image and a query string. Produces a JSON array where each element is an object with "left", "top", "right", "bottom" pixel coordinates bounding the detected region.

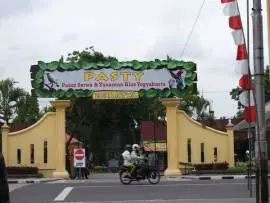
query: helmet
[
  {"left": 132, "top": 144, "right": 140, "bottom": 151},
  {"left": 125, "top": 144, "right": 131, "bottom": 151}
]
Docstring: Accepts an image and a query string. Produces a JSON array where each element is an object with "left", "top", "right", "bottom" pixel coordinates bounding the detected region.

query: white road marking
[
  {"left": 47, "top": 178, "right": 192, "bottom": 184},
  {"left": 54, "top": 187, "right": 73, "bottom": 201},
  {"left": 9, "top": 184, "right": 28, "bottom": 192}
]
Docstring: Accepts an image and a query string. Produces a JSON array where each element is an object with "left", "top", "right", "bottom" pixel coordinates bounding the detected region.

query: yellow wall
[
  {"left": 7, "top": 113, "right": 56, "bottom": 176},
  {"left": 177, "top": 110, "right": 231, "bottom": 164},
  {"left": 2, "top": 98, "right": 234, "bottom": 177},
  {"left": 162, "top": 98, "right": 234, "bottom": 176},
  {"left": 1, "top": 100, "right": 70, "bottom": 178}
]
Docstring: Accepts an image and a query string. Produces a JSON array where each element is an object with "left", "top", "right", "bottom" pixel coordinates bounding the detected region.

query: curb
[
  {"left": 8, "top": 178, "right": 64, "bottom": 184},
  {"left": 167, "top": 174, "right": 270, "bottom": 181}
]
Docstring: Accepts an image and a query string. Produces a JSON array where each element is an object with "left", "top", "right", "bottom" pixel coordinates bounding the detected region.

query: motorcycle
[{"left": 119, "top": 164, "right": 161, "bottom": 185}]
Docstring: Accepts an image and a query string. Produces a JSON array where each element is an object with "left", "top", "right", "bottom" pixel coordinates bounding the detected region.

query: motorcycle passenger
[{"left": 131, "top": 144, "right": 144, "bottom": 177}]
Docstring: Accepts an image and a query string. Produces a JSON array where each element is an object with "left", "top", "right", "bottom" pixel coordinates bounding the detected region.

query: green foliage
[
  {"left": 264, "top": 67, "right": 270, "bottom": 102},
  {"left": 62, "top": 48, "right": 167, "bottom": 165},
  {"left": 178, "top": 95, "right": 211, "bottom": 120},
  {"left": 0, "top": 78, "right": 27, "bottom": 124},
  {"left": 66, "top": 46, "right": 117, "bottom": 64},
  {"left": 226, "top": 166, "right": 247, "bottom": 174},
  {"left": 233, "top": 110, "right": 243, "bottom": 119},
  {"left": 13, "top": 93, "right": 40, "bottom": 123},
  {"left": 39, "top": 106, "right": 55, "bottom": 115},
  {"left": 229, "top": 87, "right": 242, "bottom": 110},
  {"left": 66, "top": 97, "right": 165, "bottom": 162}
]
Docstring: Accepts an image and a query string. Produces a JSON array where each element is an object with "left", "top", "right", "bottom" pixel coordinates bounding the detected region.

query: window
[
  {"left": 187, "top": 139, "right": 192, "bottom": 163},
  {"left": 44, "top": 141, "right": 48, "bottom": 164},
  {"left": 30, "top": 144, "right": 34, "bottom": 164},
  {"left": 17, "top": 149, "right": 21, "bottom": 164},
  {"left": 201, "top": 143, "right": 205, "bottom": 163},
  {"left": 214, "top": 147, "right": 218, "bottom": 162}
]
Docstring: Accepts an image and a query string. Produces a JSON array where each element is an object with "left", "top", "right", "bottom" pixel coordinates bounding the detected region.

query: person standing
[{"left": 0, "top": 152, "right": 10, "bottom": 203}]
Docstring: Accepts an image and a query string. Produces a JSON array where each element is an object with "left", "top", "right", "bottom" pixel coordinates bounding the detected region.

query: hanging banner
[
  {"left": 30, "top": 59, "right": 197, "bottom": 99},
  {"left": 221, "top": 0, "right": 256, "bottom": 123}
]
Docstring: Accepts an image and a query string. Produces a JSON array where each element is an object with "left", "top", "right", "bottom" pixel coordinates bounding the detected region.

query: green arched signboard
[{"left": 30, "top": 59, "right": 197, "bottom": 99}]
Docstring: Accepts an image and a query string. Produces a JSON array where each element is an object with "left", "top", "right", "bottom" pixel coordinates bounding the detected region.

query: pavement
[
  {"left": 166, "top": 174, "right": 255, "bottom": 181},
  {"left": 8, "top": 177, "right": 65, "bottom": 184}
]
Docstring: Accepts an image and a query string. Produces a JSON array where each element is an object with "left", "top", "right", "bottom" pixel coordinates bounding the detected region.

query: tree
[
  {"left": 0, "top": 78, "right": 26, "bottom": 124},
  {"left": 62, "top": 47, "right": 167, "bottom": 165},
  {"left": 229, "top": 87, "right": 242, "bottom": 110},
  {"left": 40, "top": 106, "right": 55, "bottom": 114},
  {"left": 168, "top": 54, "right": 212, "bottom": 120},
  {"left": 13, "top": 93, "right": 40, "bottom": 123},
  {"left": 233, "top": 110, "right": 243, "bottom": 119},
  {"left": 66, "top": 46, "right": 117, "bottom": 64},
  {"left": 178, "top": 95, "right": 211, "bottom": 120}
]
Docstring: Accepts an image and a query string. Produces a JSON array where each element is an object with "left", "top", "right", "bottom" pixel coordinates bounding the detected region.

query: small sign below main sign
[
  {"left": 93, "top": 91, "right": 139, "bottom": 100},
  {"left": 74, "top": 148, "right": 86, "bottom": 168}
]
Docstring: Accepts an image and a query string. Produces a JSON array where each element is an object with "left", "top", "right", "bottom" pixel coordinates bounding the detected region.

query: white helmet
[{"left": 132, "top": 144, "right": 140, "bottom": 151}]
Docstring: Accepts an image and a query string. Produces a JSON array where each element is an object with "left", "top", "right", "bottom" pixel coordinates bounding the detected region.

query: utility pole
[
  {"left": 252, "top": 0, "right": 268, "bottom": 202},
  {"left": 246, "top": 0, "right": 252, "bottom": 196}
]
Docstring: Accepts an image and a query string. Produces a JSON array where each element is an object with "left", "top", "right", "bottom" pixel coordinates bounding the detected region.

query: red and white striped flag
[
  {"left": 223, "top": 1, "right": 239, "bottom": 16},
  {"left": 243, "top": 106, "right": 256, "bottom": 123},
  {"left": 236, "top": 44, "right": 248, "bottom": 60},
  {"left": 221, "top": 0, "right": 236, "bottom": 3},
  {"left": 229, "top": 16, "right": 242, "bottom": 30},
  {"left": 239, "top": 74, "right": 252, "bottom": 90},
  {"left": 221, "top": 0, "right": 256, "bottom": 123},
  {"left": 232, "top": 30, "right": 245, "bottom": 45},
  {"left": 239, "top": 91, "right": 255, "bottom": 106},
  {"left": 235, "top": 60, "right": 249, "bottom": 75}
]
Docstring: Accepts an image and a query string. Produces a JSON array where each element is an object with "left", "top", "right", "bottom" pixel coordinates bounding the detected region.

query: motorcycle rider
[{"left": 121, "top": 144, "right": 132, "bottom": 167}]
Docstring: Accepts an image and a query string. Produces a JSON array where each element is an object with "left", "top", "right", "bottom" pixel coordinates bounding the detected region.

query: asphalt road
[{"left": 9, "top": 178, "right": 262, "bottom": 203}]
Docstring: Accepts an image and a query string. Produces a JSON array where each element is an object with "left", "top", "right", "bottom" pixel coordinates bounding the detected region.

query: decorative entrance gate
[{"left": 29, "top": 58, "right": 197, "bottom": 177}]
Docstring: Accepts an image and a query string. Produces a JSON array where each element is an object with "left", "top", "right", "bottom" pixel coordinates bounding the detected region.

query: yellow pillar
[
  {"left": 226, "top": 119, "right": 235, "bottom": 167},
  {"left": 51, "top": 100, "right": 71, "bottom": 178},
  {"left": 1, "top": 124, "right": 10, "bottom": 165},
  {"left": 161, "top": 98, "right": 181, "bottom": 176}
]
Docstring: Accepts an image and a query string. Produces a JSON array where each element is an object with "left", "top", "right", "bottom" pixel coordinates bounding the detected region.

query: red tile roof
[
  {"left": 141, "top": 118, "right": 242, "bottom": 141},
  {"left": 65, "top": 134, "right": 80, "bottom": 144}
]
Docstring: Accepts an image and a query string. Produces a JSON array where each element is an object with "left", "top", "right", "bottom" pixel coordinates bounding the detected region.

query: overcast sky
[{"left": 0, "top": 0, "right": 268, "bottom": 118}]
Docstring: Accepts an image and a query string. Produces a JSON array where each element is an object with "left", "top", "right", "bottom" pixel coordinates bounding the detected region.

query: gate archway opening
[{"left": 30, "top": 58, "right": 197, "bottom": 177}]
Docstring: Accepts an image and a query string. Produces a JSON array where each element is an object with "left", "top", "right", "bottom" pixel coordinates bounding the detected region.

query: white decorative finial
[{"left": 226, "top": 118, "right": 234, "bottom": 127}]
